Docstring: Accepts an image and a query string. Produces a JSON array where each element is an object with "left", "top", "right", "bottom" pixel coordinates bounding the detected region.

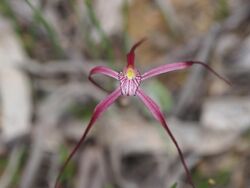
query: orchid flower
[{"left": 55, "top": 38, "right": 230, "bottom": 188}]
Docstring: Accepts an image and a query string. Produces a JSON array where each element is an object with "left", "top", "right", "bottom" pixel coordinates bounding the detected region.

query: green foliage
[
  {"left": 59, "top": 145, "right": 77, "bottom": 185},
  {"left": 25, "top": 0, "right": 64, "bottom": 58},
  {"left": 10, "top": 147, "right": 26, "bottom": 188},
  {"left": 194, "top": 169, "right": 231, "bottom": 188},
  {"left": 0, "top": 146, "right": 26, "bottom": 188},
  {"left": 0, "top": 0, "right": 13, "bottom": 20},
  {"left": 143, "top": 80, "right": 173, "bottom": 114},
  {"left": 0, "top": 0, "right": 21, "bottom": 34},
  {"left": 170, "top": 182, "right": 178, "bottom": 188},
  {"left": 85, "top": 0, "right": 114, "bottom": 64},
  {"left": 104, "top": 183, "right": 115, "bottom": 188},
  {"left": 214, "top": 0, "right": 230, "bottom": 21},
  {"left": 0, "top": 156, "right": 8, "bottom": 175},
  {"left": 67, "top": 100, "right": 96, "bottom": 120}
]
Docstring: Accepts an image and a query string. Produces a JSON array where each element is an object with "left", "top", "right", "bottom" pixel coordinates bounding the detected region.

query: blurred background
[{"left": 0, "top": 0, "right": 250, "bottom": 188}]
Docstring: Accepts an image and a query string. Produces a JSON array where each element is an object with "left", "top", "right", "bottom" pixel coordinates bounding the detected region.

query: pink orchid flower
[{"left": 55, "top": 39, "right": 230, "bottom": 188}]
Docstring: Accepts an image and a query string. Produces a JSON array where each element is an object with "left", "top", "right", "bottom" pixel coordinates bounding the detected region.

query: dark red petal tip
[
  {"left": 127, "top": 38, "right": 147, "bottom": 67},
  {"left": 191, "top": 61, "right": 232, "bottom": 86},
  {"left": 129, "top": 37, "right": 147, "bottom": 54}
]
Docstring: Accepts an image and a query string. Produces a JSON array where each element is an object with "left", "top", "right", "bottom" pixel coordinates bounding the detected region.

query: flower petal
[
  {"left": 142, "top": 61, "right": 231, "bottom": 85},
  {"left": 88, "top": 66, "right": 119, "bottom": 92},
  {"left": 127, "top": 38, "right": 147, "bottom": 67},
  {"left": 142, "top": 61, "right": 192, "bottom": 81},
  {"left": 118, "top": 69, "right": 142, "bottom": 96},
  {"left": 136, "top": 88, "right": 195, "bottom": 188},
  {"left": 55, "top": 88, "right": 121, "bottom": 188}
]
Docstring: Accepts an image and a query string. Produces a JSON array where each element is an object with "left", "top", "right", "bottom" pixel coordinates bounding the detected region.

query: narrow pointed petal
[
  {"left": 142, "top": 61, "right": 192, "bottom": 80},
  {"left": 142, "top": 61, "right": 231, "bottom": 85},
  {"left": 127, "top": 38, "right": 147, "bottom": 67},
  {"left": 136, "top": 88, "right": 196, "bottom": 188},
  {"left": 55, "top": 88, "right": 121, "bottom": 188},
  {"left": 89, "top": 66, "right": 119, "bottom": 92}
]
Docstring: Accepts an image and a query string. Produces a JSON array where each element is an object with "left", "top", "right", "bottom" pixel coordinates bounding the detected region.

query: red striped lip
[{"left": 118, "top": 68, "right": 141, "bottom": 96}]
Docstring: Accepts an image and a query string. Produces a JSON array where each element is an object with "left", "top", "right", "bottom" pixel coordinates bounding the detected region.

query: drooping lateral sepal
[
  {"left": 136, "top": 88, "right": 196, "bottom": 188},
  {"left": 88, "top": 66, "right": 119, "bottom": 92},
  {"left": 55, "top": 88, "right": 121, "bottom": 188}
]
